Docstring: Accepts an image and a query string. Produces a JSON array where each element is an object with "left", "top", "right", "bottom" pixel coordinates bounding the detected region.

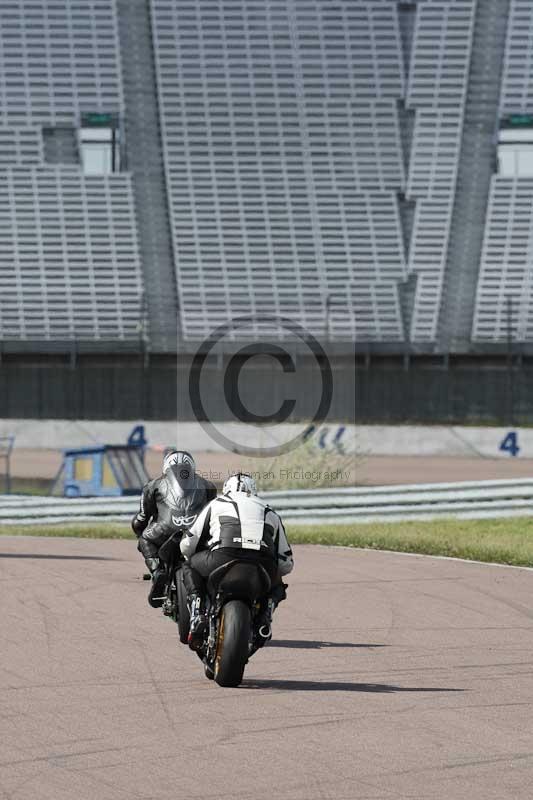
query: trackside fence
[{"left": 1, "top": 479, "right": 533, "bottom": 525}]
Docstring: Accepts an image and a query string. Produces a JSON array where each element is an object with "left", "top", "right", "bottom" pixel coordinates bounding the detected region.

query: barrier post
[{"left": 0, "top": 435, "right": 15, "bottom": 494}]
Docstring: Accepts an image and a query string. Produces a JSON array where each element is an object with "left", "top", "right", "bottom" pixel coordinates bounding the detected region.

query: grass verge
[
  {"left": 0, "top": 524, "right": 131, "bottom": 539},
  {"left": 2, "top": 517, "right": 533, "bottom": 568},
  {"left": 288, "top": 517, "right": 533, "bottom": 568}
]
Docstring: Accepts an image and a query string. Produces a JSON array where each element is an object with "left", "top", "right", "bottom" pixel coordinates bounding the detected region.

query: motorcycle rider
[
  {"left": 180, "top": 471, "right": 294, "bottom": 648},
  {"left": 131, "top": 450, "right": 217, "bottom": 607}
]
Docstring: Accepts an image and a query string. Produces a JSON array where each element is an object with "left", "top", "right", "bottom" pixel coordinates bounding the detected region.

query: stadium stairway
[
  {"left": 116, "top": 0, "right": 178, "bottom": 353},
  {"left": 437, "top": 0, "right": 511, "bottom": 353}
]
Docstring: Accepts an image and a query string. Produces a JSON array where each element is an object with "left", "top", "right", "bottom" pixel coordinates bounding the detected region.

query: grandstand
[{"left": 0, "top": 0, "right": 532, "bottom": 421}]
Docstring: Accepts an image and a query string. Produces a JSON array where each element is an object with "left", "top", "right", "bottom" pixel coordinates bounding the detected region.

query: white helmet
[{"left": 223, "top": 472, "right": 257, "bottom": 496}]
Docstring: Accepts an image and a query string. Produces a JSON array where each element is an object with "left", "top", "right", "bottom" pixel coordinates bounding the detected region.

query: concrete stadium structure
[{"left": 1, "top": 0, "right": 533, "bottom": 421}]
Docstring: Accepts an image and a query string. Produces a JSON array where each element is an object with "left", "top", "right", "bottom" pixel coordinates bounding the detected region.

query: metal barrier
[
  {"left": 1, "top": 478, "right": 533, "bottom": 525},
  {"left": 0, "top": 436, "right": 14, "bottom": 494}
]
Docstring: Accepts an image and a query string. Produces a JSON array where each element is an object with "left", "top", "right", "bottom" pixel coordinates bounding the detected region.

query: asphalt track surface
[{"left": 2, "top": 538, "right": 533, "bottom": 800}]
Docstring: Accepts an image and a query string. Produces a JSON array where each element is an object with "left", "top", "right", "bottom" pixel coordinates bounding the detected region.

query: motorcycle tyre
[{"left": 214, "top": 600, "right": 250, "bottom": 688}]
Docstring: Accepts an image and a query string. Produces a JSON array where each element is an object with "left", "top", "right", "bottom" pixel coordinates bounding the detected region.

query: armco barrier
[{"left": 1, "top": 479, "right": 533, "bottom": 525}]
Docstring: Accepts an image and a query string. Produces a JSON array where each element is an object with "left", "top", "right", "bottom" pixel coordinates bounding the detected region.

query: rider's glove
[{"left": 131, "top": 515, "right": 145, "bottom": 537}]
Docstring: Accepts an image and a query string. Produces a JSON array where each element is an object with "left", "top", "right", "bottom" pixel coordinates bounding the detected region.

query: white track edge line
[{"left": 312, "top": 545, "right": 533, "bottom": 573}]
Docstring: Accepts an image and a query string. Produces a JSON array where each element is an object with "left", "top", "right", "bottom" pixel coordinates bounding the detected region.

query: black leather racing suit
[{"left": 132, "top": 473, "right": 217, "bottom": 562}]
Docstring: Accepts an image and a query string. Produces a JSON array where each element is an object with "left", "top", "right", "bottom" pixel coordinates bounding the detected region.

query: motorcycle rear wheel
[{"left": 214, "top": 600, "right": 250, "bottom": 687}]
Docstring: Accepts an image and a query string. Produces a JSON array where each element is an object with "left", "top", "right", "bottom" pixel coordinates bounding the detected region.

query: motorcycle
[
  {"left": 191, "top": 558, "right": 273, "bottom": 686},
  {"left": 157, "top": 532, "right": 273, "bottom": 687},
  {"left": 157, "top": 530, "right": 190, "bottom": 645}
]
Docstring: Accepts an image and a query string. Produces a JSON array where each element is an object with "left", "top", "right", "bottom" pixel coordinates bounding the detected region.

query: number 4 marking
[{"left": 499, "top": 431, "right": 520, "bottom": 457}]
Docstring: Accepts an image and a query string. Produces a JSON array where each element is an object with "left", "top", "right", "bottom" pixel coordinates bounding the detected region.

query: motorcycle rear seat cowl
[{"left": 207, "top": 559, "right": 271, "bottom": 599}]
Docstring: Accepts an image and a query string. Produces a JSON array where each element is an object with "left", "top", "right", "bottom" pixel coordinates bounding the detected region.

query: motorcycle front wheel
[{"left": 214, "top": 600, "right": 250, "bottom": 688}]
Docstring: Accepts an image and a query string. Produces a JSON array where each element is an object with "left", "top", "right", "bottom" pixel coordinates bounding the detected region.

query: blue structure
[{"left": 60, "top": 443, "right": 149, "bottom": 498}]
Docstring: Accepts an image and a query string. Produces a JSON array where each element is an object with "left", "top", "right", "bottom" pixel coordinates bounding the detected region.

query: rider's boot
[
  {"left": 187, "top": 593, "right": 207, "bottom": 650},
  {"left": 146, "top": 557, "right": 166, "bottom": 608}
]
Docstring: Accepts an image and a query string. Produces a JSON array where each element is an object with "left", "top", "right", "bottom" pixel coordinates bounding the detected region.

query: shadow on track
[
  {"left": 268, "top": 640, "right": 386, "bottom": 650},
  {"left": 242, "top": 679, "right": 464, "bottom": 693},
  {"left": 0, "top": 554, "right": 117, "bottom": 561}
]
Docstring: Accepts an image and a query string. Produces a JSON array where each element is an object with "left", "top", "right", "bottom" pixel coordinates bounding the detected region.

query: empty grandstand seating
[
  {"left": 0, "top": 1, "right": 123, "bottom": 124},
  {"left": 406, "top": 2, "right": 473, "bottom": 109},
  {"left": 149, "top": 0, "right": 477, "bottom": 344},
  {"left": 500, "top": 0, "right": 533, "bottom": 115},
  {"left": 0, "top": 0, "right": 144, "bottom": 343},
  {"left": 406, "top": 112, "right": 462, "bottom": 199},
  {"left": 408, "top": 198, "right": 454, "bottom": 342},
  {"left": 473, "top": 177, "right": 533, "bottom": 342},
  {"left": 150, "top": 0, "right": 407, "bottom": 341},
  {"left": 473, "top": 0, "right": 533, "bottom": 342},
  {"left": 404, "top": 1, "right": 475, "bottom": 342},
  {"left": 0, "top": 127, "right": 42, "bottom": 166},
  {"left": 0, "top": 0, "right": 522, "bottom": 350},
  {"left": 0, "top": 170, "right": 142, "bottom": 340},
  {"left": 349, "top": 282, "right": 403, "bottom": 342}
]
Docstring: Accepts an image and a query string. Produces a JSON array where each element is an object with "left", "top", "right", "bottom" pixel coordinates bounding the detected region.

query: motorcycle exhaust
[{"left": 258, "top": 624, "right": 271, "bottom": 639}]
